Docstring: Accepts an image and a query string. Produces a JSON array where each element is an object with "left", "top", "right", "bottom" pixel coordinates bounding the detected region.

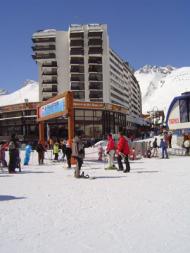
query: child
[{"left": 53, "top": 141, "right": 59, "bottom": 161}]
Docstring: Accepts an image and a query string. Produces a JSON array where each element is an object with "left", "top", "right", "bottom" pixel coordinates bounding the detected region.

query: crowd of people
[{"left": 0, "top": 130, "right": 190, "bottom": 178}]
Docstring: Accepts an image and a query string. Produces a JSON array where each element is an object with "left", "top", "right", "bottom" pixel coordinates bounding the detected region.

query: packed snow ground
[{"left": 0, "top": 148, "right": 190, "bottom": 253}]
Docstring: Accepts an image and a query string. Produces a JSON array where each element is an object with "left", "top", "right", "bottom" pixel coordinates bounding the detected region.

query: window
[{"left": 179, "top": 99, "right": 189, "bottom": 123}]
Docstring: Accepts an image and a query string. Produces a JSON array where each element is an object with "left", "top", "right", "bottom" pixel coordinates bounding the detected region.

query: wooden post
[
  {"left": 67, "top": 91, "right": 74, "bottom": 143},
  {"left": 67, "top": 92, "right": 76, "bottom": 165},
  {"left": 39, "top": 121, "right": 45, "bottom": 144}
]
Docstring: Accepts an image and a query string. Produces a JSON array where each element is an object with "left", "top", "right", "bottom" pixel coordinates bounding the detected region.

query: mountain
[
  {"left": 0, "top": 89, "right": 8, "bottom": 96},
  {"left": 135, "top": 65, "right": 190, "bottom": 115},
  {"left": 0, "top": 80, "right": 39, "bottom": 107}
]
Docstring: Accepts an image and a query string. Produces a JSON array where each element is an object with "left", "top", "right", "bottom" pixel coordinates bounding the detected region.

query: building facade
[{"left": 32, "top": 24, "right": 141, "bottom": 118}]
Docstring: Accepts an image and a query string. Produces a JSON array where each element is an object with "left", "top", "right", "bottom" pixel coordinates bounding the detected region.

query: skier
[
  {"left": 24, "top": 143, "right": 32, "bottom": 165},
  {"left": 105, "top": 133, "right": 116, "bottom": 169},
  {"left": 116, "top": 130, "right": 130, "bottom": 173},
  {"left": 72, "top": 133, "right": 85, "bottom": 178}
]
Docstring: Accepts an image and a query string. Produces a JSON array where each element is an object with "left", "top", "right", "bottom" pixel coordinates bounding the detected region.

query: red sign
[{"left": 169, "top": 118, "right": 180, "bottom": 124}]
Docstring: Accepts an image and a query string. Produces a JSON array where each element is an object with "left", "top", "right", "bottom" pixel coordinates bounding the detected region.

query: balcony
[
  {"left": 88, "top": 38, "right": 102, "bottom": 46},
  {"left": 32, "top": 53, "right": 56, "bottom": 60},
  {"left": 89, "top": 73, "right": 103, "bottom": 81},
  {"left": 32, "top": 37, "right": 55, "bottom": 43},
  {"left": 70, "top": 66, "right": 84, "bottom": 73},
  {"left": 32, "top": 45, "right": 55, "bottom": 51},
  {"left": 42, "top": 78, "right": 57, "bottom": 84},
  {"left": 42, "top": 69, "right": 57, "bottom": 75},
  {"left": 70, "top": 57, "right": 84, "bottom": 65},
  {"left": 70, "top": 39, "right": 84, "bottom": 47},
  {"left": 70, "top": 74, "right": 84, "bottom": 82},
  {"left": 88, "top": 31, "right": 102, "bottom": 38},
  {"left": 89, "top": 82, "right": 103, "bottom": 90},
  {"left": 42, "top": 61, "right": 57, "bottom": 67},
  {"left": 70, "top": 32, "right": 84, "bottom": 39},
  {"left": 70, "top": 82, "right": 85, "bottom": 91},
  {"left": 70, "top": 48, "right": 84, "bottom": 55},
  {"left": 89, "top": 91, "right": 103, "bottom": 99},
  {"left": 88, "top": 57, "right": 102, "bottom": 64},
  {"left": 42, "top": 84, "right": 58, "bottom": 92},
  {"left": 88, "top": 47, "right": 103, "bottom": 55},
  {"left": 89, "top": 65, "right": 102, "bottom": 73}
]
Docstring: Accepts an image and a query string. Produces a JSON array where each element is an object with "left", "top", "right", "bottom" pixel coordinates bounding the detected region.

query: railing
[
  {"left": 42, "top": 62, "right": 57, "bottom": 67},
  {"left": 88, "top": 48, "right": 103, "bottom": 54},
  {"left": 32, "top": 53, "right": 56, "bottom": 60},
  {"left": 32, "top": 37, "right": 55, "bottom": 43},
  {"left": 42, "top": 70, "right": 57, "bottom": 75},
  {"left": 42, "top": 79, "right": 57, "bottom": 84},
  {"left": 32, "top": 45, "right": 55, "bottom": 51}
]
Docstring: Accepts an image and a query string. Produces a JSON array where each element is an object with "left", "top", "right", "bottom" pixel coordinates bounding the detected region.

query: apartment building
[{"left": 32, "top": 24, "right": 141, "bottom": 117}]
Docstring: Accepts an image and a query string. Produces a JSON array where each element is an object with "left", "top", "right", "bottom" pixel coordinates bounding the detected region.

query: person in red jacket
[
  {"left": 116, "top": 131, "right": 130, "bottom": 173},
  {"left": 105, "top": 133, "right": 116, "bottom": 169}
]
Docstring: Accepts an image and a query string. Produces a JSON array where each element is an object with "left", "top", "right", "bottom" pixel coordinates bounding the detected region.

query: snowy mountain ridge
[
  {"left": 0, "top": 89, "right": 8, "bottom": 96},
  {"left": 138, "top": 64, "right": 175, "bottom": 74},
  {"left": 0, "top": 80, "right": 39, "bottom": 107},
  {"left": 135, "top": 66, "right": 190, "bottom": 114}
]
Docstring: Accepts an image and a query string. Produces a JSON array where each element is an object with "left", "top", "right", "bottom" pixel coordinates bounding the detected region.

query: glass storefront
[{"left": 74, "top": 109, "right": 126, "bottom": 139}]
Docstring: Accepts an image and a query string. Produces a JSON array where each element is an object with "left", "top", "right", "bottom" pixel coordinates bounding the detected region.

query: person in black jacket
[
  {"left": 8, "top": 134, "right": 19, "bottom": 173},
  {"left": 36, "top": 141, "right": 46, "bottom": 165}
]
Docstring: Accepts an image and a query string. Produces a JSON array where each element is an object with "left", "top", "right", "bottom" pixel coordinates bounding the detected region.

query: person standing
[
  {"left": 116, "top": 131, "right": 130, "bottom": 173},
  {"left": 60, "top": 139, "right": 66, "bottom": 161},
  {"left": 72, "top": 133, "right": 85, "bottom": 178},
  {"left": 24, "top": 143, "right": 32, "bottom": 165},
  {"left": 36, "top": 141, "right": 46, "bottom": 165},
  {"left": 0, "top": 142, "right": 8, "bottom": 167},
  {"left": 152, "top": 138, "right": 158, "bottom": 157},
  {"left": 105, "top": 134, "right": 115, "bottom": 169},
  {"left": 53, "top": 141, "right": 59, "bottom": 161},
  {"left": 65, "top": 139, "right": 72, "bottom": 168},
  {"left": 8, "top": 134, "right": 18, "bottom": 173},
  {"left": 160, "top": 138, "right": 169, "bottom": 159}
]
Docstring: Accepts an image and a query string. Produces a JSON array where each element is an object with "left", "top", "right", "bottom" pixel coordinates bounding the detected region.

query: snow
[
  {"left": 135, "top": 66, "right": 190, "bottom": 114},
  {"left": 0, "top": 81, "right": 39, "bottom": 107},
  {"left": 0, "top": 148, "right": 190, "bottom": 253}
]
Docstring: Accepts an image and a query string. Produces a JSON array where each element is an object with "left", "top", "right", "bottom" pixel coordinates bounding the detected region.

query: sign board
[
  {"left": 169, "top": 118, "right": 180, "bottom": 124},
  {"left": 39, "top": 98, "right": 65, "bottom": 118},
  {"left": 37, "top": 92, "right": 73, "bottom": 122}
]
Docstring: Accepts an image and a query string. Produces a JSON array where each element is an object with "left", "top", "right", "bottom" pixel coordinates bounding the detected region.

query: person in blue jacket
[
  {"left": 24, "top": 143, "right": 32, "bottom": 165},
  {"left": 160, "top": 138, "right": 169, "bottom": 159}
]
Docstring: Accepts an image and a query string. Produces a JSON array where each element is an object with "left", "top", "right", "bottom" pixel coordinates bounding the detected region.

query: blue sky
[{"left": 0, "top": 0, "right": 189, "bottom": 92}]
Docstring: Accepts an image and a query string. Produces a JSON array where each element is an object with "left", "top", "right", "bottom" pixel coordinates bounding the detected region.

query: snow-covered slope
[
  {"left": 135, "top": 65, "right": 190, "bottom": 114},
  {"left": 0, "top": 80, "right": 39, "bottom": 106}
]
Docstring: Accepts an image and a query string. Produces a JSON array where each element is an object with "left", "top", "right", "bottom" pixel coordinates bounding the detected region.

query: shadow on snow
[{"left": 0, "top": 195, "right": 26, "bottom": 201}]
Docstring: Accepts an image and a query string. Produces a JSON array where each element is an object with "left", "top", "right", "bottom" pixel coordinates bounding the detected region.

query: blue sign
[{"left": 40, "top": 98, "right": 65, "bottom": 118}]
